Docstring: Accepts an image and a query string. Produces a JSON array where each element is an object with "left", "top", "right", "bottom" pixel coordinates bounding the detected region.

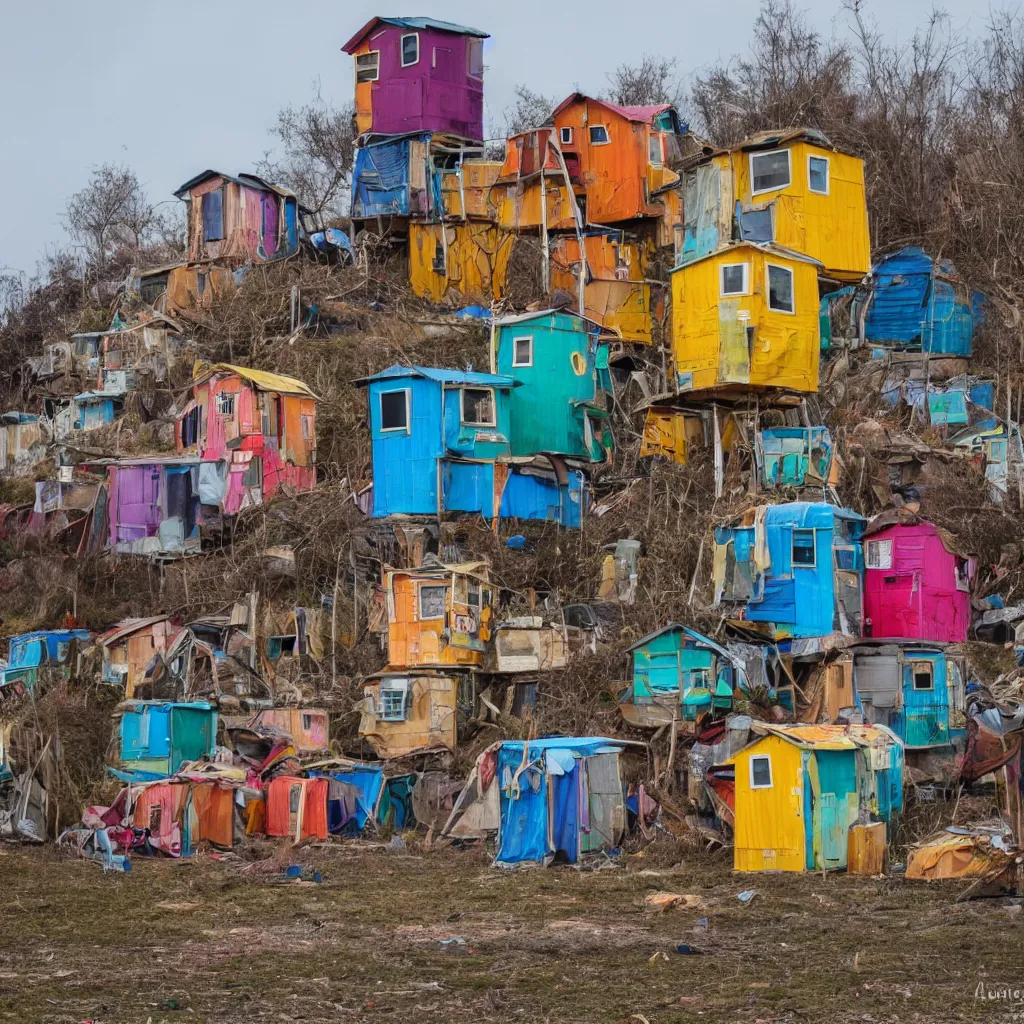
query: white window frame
[
  {"left": 467, "top": 37, "right": 484, "bottom": 78},
  {"left": 766, "top": 262, "right": 796, "bottom": 315},
  {"left": 400, "top": 33, "right": 420, "bottom": 67},
  {"left": 589, "top": 124, "right": 610, "bottom": 146},
  {"left": 378, "top": 388, "right": 411, "bottom": 433},
  {"left": 719, "top": 262, "right": 750, "bottom": 297},
  {"left": 512, "top": 335, "right": 533, "bottom": 367},
  {"left": 866, "top": 539, "right": 893, "bottom": 570},
  {"left": 417, "top": 582, "right": 448, "bottom": 621},
  {"left": 749, "top": 754, "right": 773, "bottom": 789},
  {"left": 808, "top": 154, "right": 830, "bottom": 195},
  {"left": 648, "top": 132, "right": 664, "bottom": 168},
  {"left": 792, "top": 528, "right": 816, "bottom": 568},
  {"left": 750, "top": 148, "right": 792, "bottom": 196},
  {"left": 460, "top": 386, "right": 496, "bottom": 428},
  {"left": 356, "top": 50, "right": 380, "bottom": 83},
  {"left": 379, "top": 678, "right": 410, "bottom": 721},
  {"left": 559, "top": 126, "right": 574, "bottom": 146}
]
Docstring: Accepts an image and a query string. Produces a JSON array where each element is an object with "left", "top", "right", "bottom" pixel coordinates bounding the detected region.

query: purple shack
[{"left": 342, "top": 17, "right": 488, "bottom": 141}]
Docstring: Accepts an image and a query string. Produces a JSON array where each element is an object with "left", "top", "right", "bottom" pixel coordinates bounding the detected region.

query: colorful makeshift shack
[
  {"left": 45, "top": 393, "right": 122, "bottom": 439},
  {"left": 442, "top": 737, "right": 626, "bottom": 866},
  {"left": 880, "top": 373, "right": 994, "bottom": 428},
  {"left": 863, "top": 248, "right": 984, "bottom": 356},
  {"left": 949, "top": 422, "right": 1017, "bottom": 499},
  {"left": 118, "top": 701, "right": 217, "bottom": 778},
  {"left": 359, "top": 669, "right": 471, "bottom": 758},
  {"left": 713, "top": 502, "right": 866, "bottom": 639},
  {"left": 758, "top": 426, "right": 835, "bottom": 489},
  {"left": 0, "top": 413, "right": 43, "bottom": 473},
  {"left": 408, "top": 221, "right": 514, "bottom": 304},
  {"left": 98, "top": 616, "right": 184, "bottom": 697},
  {"left": 680, "top": 128, "right": 871, "bottom": 282},
  {"left": 238, "top": 708, "right": 330, "bottom": 755},
  {"left": 264, "top": 775, "right": 329, "bottom": 841},
  {"left": 307, "top": 759, "right": 416, "bottom": 835},
  {"left": 851, "top": 641, "right": 965, "bottom": 751},
  {"left": 126, "top": 772, "right": 241, "bottom": 855},
  {"left": 175, "top": 170, "right": 305, "bottom": 266},
  {"left": 177, "top": 363, "right": 317, "bottom": 514},
  {"left": 670, "top": 241, "right": 823, "bottom": 396},
  {"left": 493, "top": 309, "right": 613, "bottom": 461},
  {"left": 342, "top": 17, "right": 488, "bottom": 140},
  {"left": 729, "top": 723, "right": 903, "bottom": 872},
  {"left": 863, "top": 513, "right": 974, "bottom": 643},
  {"left": 621, "top": 624, "right": 743, "bottom": 729},
  {"left": 492, "top": 127, "right": 580, "bottom": 232},
  {"left": 1, "top": 629, "right": 91, "bottom": 699}
]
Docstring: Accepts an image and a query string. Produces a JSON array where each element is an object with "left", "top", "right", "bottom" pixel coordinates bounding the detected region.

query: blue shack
[
  {"left": 1, "top": 629, "right": 91, "bottom": 697},
  {"left": 851, "top": 641, "right": 965, "bottom": 752},
  {"left": 758, "top": 426, "right": 834, "bottom": 488},
  {"left": 118, "top": 701, "right": 218, "bottom": 778},
  {"left": 621, "top": 624, "right": 743, "bottom": 729},
  {"left": 493, "top": 309, "right": 613, "bottom": 461},
  {"left": 713, "top": 502, "right": 866, "bottom": 639},
  {"left": 358, "top": 364, "right": 589, "bottom": 525},
  {"left": 863, "top": 247, "right": 985, "bottom": 356}
]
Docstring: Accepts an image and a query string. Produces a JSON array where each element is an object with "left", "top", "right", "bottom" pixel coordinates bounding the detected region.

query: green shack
[
  {"left": 493, "top": 309, "right": 613, "bottom": 461},
  {"left": 621, "top": 624, "right": 743, "bottom": 729}
]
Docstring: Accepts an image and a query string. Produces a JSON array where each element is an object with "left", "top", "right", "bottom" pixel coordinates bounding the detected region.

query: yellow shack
[
  {"left": 729, "top": 724, "right": 903, "bottom": 873},
  {"left": 681, "top": 128, "right": 870, "bottom": 282},
  {"left": 670, "top": 241, "right": 822, "bottom": 395}
]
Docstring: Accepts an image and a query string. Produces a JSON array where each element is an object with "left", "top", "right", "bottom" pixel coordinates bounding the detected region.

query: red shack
[{"left": 863, "top": 512, "right": 974, "bottom": 643}]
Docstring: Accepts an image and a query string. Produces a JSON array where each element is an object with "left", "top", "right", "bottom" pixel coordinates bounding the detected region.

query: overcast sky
[{"left": 0, "top": 0, "right": 996, "bottom": 280}]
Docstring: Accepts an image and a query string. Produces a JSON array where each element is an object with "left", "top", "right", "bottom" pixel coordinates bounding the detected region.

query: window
[
  {"left": 866, "top": 539, "right": 893, "bottom": 570},
  {"left": 808, "top": 155, "right": 830, "bottom": 194},
  {"left": 649, "top": 133, "right": 663, "bottom": 167},
  {"left": 216, "top": 391, "right": 236, "bottom": 417},
  {"left": 560, "top": 126, "right": 574, "bottom": 146},
  {"left": 301, "top": 414, "right": 314, "bottom": 441},
  {"left": 380, "top": 679, "right": 409, "bottom": 722},
  {"left": 589, "top": 125, "right": 610, "bottom": 145},
  {"left": 689, "top": 669, "right": 711, "bottom": 690},
  {"left": 289, "top": 785, "right": 301, "bottom": 814},
  {"left": 419, "top": 584, "right": 448, "bottom": 620},
  {"left": 570, "top": 351, "right": 587, "bottom": 376},
  {"left": 750, "top": 755, "right": 773, "bottom": 789},
  {"left": 356, "top": 51, "right": 380, "bottom": 83},
  {"left": 301, "top": 713, "right": 313, "bottom": 731},
  {"left": 202, "top": 188, "right": 224, "bottom": 242},
  {"left": 912, "top": 663, "right": 934, "bottom": 691},
  {"left": 467, "top": 38, "right": 484, "bottom": 78},
  {"left": 720, "top": 262, "right": 749, "bottom": 297},
  {"left": 379, "top": 389, "right": 410, "bottom": 432},
  {"left": 955, "top": 558, "right": 971, "bottom": 593},
  {"left": 461, "top": 387, "right": 495, "bottom": 427},
  {"left": 512, "top": 336, "right": 533, "bottom": 367},
  {"left": 750, "top": 149, "right": 791, "bottom": 194},
  {"left": 400, "top": 33, "right": 419, "bottom": 67},
  {"left": 792, "top": 529, "right": 816, "bottom": 567},
  {"left": 432, "top": 240, "right": 446, "bottom": 273},
  {"left": 767, "top": 263, "right": 795, "bottom": 314}
]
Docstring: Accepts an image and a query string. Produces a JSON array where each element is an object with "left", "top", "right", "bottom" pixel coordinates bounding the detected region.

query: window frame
[
  {"left": 417, "top": 583, "right": 448, "bottom": 621},
  {"left": 792, "top": 528, "right": 817, "bottom": 568},
  {"left": 400, "top": 32, "right": 419, "bottom": 67},
  {"left": 719, "top": 262, "right": 750, "bottom": 297},
  {"left": 911, "top": 662, "right": 935, "bottom": 691},
  {"left": 559, "top": 126, "right": 574, "bottom": 146},
  {"left": 866, "top": 539, "right": 893, "bottom": 570},
  {"left": 378, "top": 388, "right": 411, "bottom": 434},
  {"left": 589, "top": 124, "right": 610, "bottom": 146},
  {"left": 749, "top": 754, "right": 773, "bottom": 789},
  {"left": 808, "top": 154, "right": 830, "bottom": 195},
  {"left": 379, "top": 678, "right": 410, "bottom": 722},
  {"left": 766, "top": 262, "right": 796, "bottom": 315},
  {"left": 648, "top": 132, "right": 664, "bottom": 167},
  {"left": 355, "top": 50, "right": 380, "bottom": 83},
  {"left": 460, "top": 386, "right": 496, "bottom": 428},
  {"left": 512, "top": 335, "right": 534, "bottom": 368},
  {"left": 216, "top": 390, "right": 237, "bottom": 417},
  {"left": 467, "top": 37, "right": 484, "bottom": 79},
  {"left": 749, "top": 148, "right": 792, "bottom": 196}
]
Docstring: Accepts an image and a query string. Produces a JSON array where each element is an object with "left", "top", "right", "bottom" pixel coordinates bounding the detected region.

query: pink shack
[
  {"left": 863, "top": 511, "right": 974, "bottom": 643},
  {"left": 177, "top": 364, "right": 318, "bottom": 516},
  {"left": 342, "top": 17, "right": 488, "bottom": 140}
]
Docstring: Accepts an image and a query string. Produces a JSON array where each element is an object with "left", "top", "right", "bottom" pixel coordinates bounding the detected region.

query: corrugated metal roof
[
  {"left": 342, "top": 16, "right": 489, "bottom": 53},
  {"left": 194, "top": 363, "right": 317, "bottom": 398},
  {"left": 748, "top": 723, "right": 898, "bottom": 751},
  {"left": 174, "top": 170, "right": 296, "bottom": 201},
  {"left": 552, "top": 93, "right": 673, "bottom": 124},
  {"left": 354, "top": 363, "right": 518, "bottom": 387},
  {"left": 98, "top": 616, "right": 174, "bottom": 646},
  {"left": 669, "top": 240, "right": 824, "bottom": 274}
]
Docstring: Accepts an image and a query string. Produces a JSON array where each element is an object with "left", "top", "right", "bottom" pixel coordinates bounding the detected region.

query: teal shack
[
  {"left": 758, "top": 427, "right": 833, "bottom": 488},
  {"left": 118, "top": 701, "right": 218, "bottom": 779},
  {"left": 621, "top": 624, "right": 743, "bottom": 730},
  {"left": 851, "top": 642, "right": 965, "bottom": 753},
  {"left": 493, "top": 309, "right": 613, "bottom": 461}
]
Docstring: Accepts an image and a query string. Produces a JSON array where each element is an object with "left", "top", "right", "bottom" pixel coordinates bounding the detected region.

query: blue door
[{"left": 901, "top": 656, "right": 949, "bottom": 747}]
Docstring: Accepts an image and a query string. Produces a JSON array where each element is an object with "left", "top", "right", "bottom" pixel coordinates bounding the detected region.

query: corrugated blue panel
[
  {"left": 352, "top": 137, "right": 428, "bottom": 219},
  {"left": 120, "top": 706, "right": 171, "bottom": 760},
  {"left": 499, "top": 469, "right": 586, "bottom": 527},
  {"left": 442, "top": 460, "right": 494, "bottom": 516}
]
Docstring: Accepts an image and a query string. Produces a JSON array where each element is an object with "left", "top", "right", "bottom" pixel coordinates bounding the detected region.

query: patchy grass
[{"left": 0, "top": 844, "right": 1021, "bottom": 1023}]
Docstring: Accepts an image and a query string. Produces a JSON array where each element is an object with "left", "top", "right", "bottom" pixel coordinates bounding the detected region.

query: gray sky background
[{"left": 0, "top": 0, "right": 997, "bottom": 280}]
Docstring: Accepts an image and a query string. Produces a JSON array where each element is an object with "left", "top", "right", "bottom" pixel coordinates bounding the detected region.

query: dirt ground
[{"left": 1, "top": 842, "right": 1022, "bottom": 1024}]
